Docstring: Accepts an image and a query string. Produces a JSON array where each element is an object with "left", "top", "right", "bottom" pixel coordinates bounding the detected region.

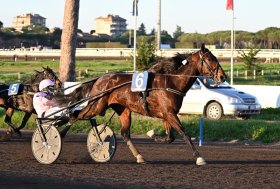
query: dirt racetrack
[{"left": 0, "top": 129, "right": 280, "bottom": 189}]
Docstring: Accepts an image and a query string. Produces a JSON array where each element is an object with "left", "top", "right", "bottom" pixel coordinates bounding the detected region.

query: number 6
[{"left": 135, "top": 73, "right": 144, "bottom": 88}]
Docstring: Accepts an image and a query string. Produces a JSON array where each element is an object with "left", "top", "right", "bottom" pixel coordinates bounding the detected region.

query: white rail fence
[
  {"left": 1, "top": 48, "right": 280, "bottom": 62},
  {"left": 2, "top": 67, "right": 280, "bottom": 84}
]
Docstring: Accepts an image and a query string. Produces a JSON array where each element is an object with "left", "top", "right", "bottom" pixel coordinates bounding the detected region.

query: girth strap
[{"left": 141, "top": 91, "right": 151, "bottom": 116}]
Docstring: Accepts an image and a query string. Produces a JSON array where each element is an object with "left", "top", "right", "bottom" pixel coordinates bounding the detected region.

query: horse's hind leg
[
  {"left": 147, "top": 120, "right": 175, "bottom": 143},
  {"left": 119, "top": 108, "right": 145, "bottom": 164},
  {"left": 166, "top": 114, "right": 206, "bottom": 165}
]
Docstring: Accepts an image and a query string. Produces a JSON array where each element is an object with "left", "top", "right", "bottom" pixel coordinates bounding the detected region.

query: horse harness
[{"left": 139, "top": 74, "right": 186, "bottom": 116}]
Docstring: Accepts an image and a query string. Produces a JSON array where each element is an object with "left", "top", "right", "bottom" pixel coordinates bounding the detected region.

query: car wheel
[{"left": 206, "top": 102, "right": 223, "bottom": 120}]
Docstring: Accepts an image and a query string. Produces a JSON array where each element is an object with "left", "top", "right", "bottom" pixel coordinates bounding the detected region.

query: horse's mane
[
  {"left": 148, "top": 53, "right": 192, "bottom": 74},
  {"left": 25, "top": 67, "right": 52, "bottom": 84}
]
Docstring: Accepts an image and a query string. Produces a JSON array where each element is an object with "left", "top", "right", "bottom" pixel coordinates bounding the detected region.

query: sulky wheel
[
  {"left": 31, "top": 126, "right": 62, "bottom": 164},
  {"left": 87, "top": 124, "right": 116, "bottom": 163}
]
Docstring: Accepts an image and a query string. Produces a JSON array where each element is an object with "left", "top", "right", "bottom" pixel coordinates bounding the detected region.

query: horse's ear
[{"left": 201, "top": 43, "right": 206, "bottom": 52}]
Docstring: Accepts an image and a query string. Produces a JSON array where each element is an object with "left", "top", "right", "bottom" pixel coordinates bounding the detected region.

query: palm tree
[{"left": 59, "top": 0, "right": 80, "bottom": 82}]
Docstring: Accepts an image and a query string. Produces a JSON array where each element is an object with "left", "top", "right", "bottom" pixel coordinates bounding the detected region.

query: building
[
  {"left": 94, "top": 14, "right": 127, "bottom": 38},
  {"left": 12, "top": 13, "right": 46, "bottom": 31}
]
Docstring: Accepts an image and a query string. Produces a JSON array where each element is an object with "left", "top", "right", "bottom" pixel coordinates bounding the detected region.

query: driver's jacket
[{"left": 33, "top": 91, "right": 60, "bottom": 118}]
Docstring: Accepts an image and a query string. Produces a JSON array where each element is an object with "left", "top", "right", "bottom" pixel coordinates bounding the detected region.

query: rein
[
  {"left": 146, "top": 88, "right": 185, "bottom": 97},
  {"left": 0, "top": 89, "right": 8, "bottom": 93},
  {"left": 61, "top": 75, "right": 102, "bottom": 91},
  {"left": 155, "top": 73, "right": 211, "bottom": 78}
]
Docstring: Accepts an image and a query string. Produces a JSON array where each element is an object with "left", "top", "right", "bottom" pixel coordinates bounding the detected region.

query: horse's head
[
  {"left": 35, "top": 66, "right": 62, "bottom": 88},
  {"left": 189, "top": 44, "right": 226, "bottom": 83}
]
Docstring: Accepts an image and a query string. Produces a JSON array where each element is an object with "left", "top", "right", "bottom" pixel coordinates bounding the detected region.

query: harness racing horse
[
  {"left": 56, "top": 45, "right": 226, "bottom": 165},
  {"left": 0, "top": 67, "right": 61, "bottom": 141}
]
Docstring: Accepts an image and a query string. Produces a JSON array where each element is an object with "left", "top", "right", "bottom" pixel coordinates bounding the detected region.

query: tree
[
  {"left": 149, "top": 28, "right": 155, "bottom": 36},
  {"left": 21, "top": 25, "right": 49, "bottom": 34},
  {"left": 238, "top": 47, "right": 261, "bottom": 74},
  {"left": 0, "top": 21, "right": 3, "bottom": 30},
  {"left": 136, "top": 37, "right": 156, "bottom": 70},
  {"left": 138, "top": 23, "right": 146, "bottom": 36},
  {"left": 173, "top": 25, "right": 183, "bottom": 40},
  {"left": 50, "top": 27, "right": 62, "bottom": 49},
  {"left": 160, "top": 30, "right": 175, "bottom": 48},
  {"left": 59, "top": 0, "right": 80, "bottom": 82}
]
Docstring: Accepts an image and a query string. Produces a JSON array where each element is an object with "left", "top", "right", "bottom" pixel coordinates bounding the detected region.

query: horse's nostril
[{"left": 220, "top": 75, "right": 225, "bottom": 82}]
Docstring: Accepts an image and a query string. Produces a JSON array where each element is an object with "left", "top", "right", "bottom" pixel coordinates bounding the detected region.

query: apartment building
[
  {"left": 94, "top": 14, "right": 127, "bottom": 38},
  {"left": 12, "top": 13, "right": 46, "bottom": 31}
]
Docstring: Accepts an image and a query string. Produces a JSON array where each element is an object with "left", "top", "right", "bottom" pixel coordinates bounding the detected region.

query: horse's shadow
[
  {"left": 140, "top": 160, "right": 280, "bottom": 165},
  {"left": 54, "top": 159, "right": 280, "bottom": 166}
]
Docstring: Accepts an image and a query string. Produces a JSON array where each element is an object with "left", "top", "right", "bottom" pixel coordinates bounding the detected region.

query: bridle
[
  {"left": 43, "top": 69, "right": 62, "bottom": 88},
  {"left": 198, "top": 50, "right": 221, "bottom": 82}
]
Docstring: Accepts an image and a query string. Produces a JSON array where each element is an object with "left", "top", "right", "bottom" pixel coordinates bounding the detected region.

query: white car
[{"left": 179, "top": 77, "right": 261, "bottom": 120}]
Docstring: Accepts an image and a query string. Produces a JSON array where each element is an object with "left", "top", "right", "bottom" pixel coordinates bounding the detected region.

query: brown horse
[
  {"left": 57, "top": 45, "right": 226, "bottom": 165},
  {"left": 0, "top": 67, "right": 61, "bottom": 140}
]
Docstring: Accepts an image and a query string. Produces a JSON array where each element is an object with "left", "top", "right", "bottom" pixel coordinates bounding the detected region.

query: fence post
[
  {"left": 17, "top": 72, "right": 21, "bottom": 82},
  {"left": 245, "top": 70, "right": 247, "bottom": 80},
  {"left": 254, "top": 69, "right": 256, "bottom": 80},
  {"left": 199, "top": 117, "right": 203, "bottom": 147},
  {"left": 78, "top": 70, "right": 81, "bottom": 78}
]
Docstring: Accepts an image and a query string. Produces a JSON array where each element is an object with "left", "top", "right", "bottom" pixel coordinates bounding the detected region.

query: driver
[{"left": 33, "top": 79, "right": 64, "bottom": 118}]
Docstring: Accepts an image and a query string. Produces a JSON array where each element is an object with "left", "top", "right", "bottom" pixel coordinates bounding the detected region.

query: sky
[{"left": 0, "top": 0, "right": 280, "bottom": 35}]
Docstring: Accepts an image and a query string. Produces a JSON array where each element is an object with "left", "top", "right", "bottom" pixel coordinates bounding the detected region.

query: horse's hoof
[
  {"left": 196, "top": 157, "right": 207, "bottom": 166},
  {"left": 136, "top": 154, "right": 146, "bottom": 164},
  {"left": 146, "top": 130, "right": 155, "bottom": 138},
  {"left": 0, "top": 133, "right": 12, "bottom": 142},
  {"left": 15, "top": 130, "right": 22, "bottom": 137}
]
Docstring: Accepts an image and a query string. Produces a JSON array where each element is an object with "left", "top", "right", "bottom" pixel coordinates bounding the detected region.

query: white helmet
[{"left": 39, "top": 79, "right": 55, "bottom": 91}]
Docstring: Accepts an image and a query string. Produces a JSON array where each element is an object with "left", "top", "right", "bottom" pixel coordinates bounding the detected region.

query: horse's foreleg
[
  {"left": 119, "top": 108, "right": 145, "bottom": 164},
  {"left": 16, "top": 112, "right": 32, "bottom": 134},
  {"left": 166, "top": 114, "right": 206, "bottom": 166}
]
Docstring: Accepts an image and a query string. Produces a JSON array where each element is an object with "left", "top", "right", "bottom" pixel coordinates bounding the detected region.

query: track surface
[{"left": 0, "top": 130, "right": 280, "bottom": 189}]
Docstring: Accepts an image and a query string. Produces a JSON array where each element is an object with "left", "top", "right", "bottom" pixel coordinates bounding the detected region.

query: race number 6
[
  {"left": 131, "top": 71, "right": 148, "bottom": 92},
  {"left": 135, "top": 72, "right": 144, "bottom": 88}
]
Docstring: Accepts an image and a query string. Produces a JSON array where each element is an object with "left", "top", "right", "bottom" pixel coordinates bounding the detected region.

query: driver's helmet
[{"left": 39, "top": 79, "right": 55, "bottom": 93}]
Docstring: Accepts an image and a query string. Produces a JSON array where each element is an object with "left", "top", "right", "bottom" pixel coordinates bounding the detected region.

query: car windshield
[{"left": 198, "top": 77, "right": 232, "bottom": 89}]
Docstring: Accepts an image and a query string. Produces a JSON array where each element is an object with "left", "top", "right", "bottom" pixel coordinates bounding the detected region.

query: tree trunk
[{"left": 59, "top": 0, "right": 80, "bottom": 82}]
